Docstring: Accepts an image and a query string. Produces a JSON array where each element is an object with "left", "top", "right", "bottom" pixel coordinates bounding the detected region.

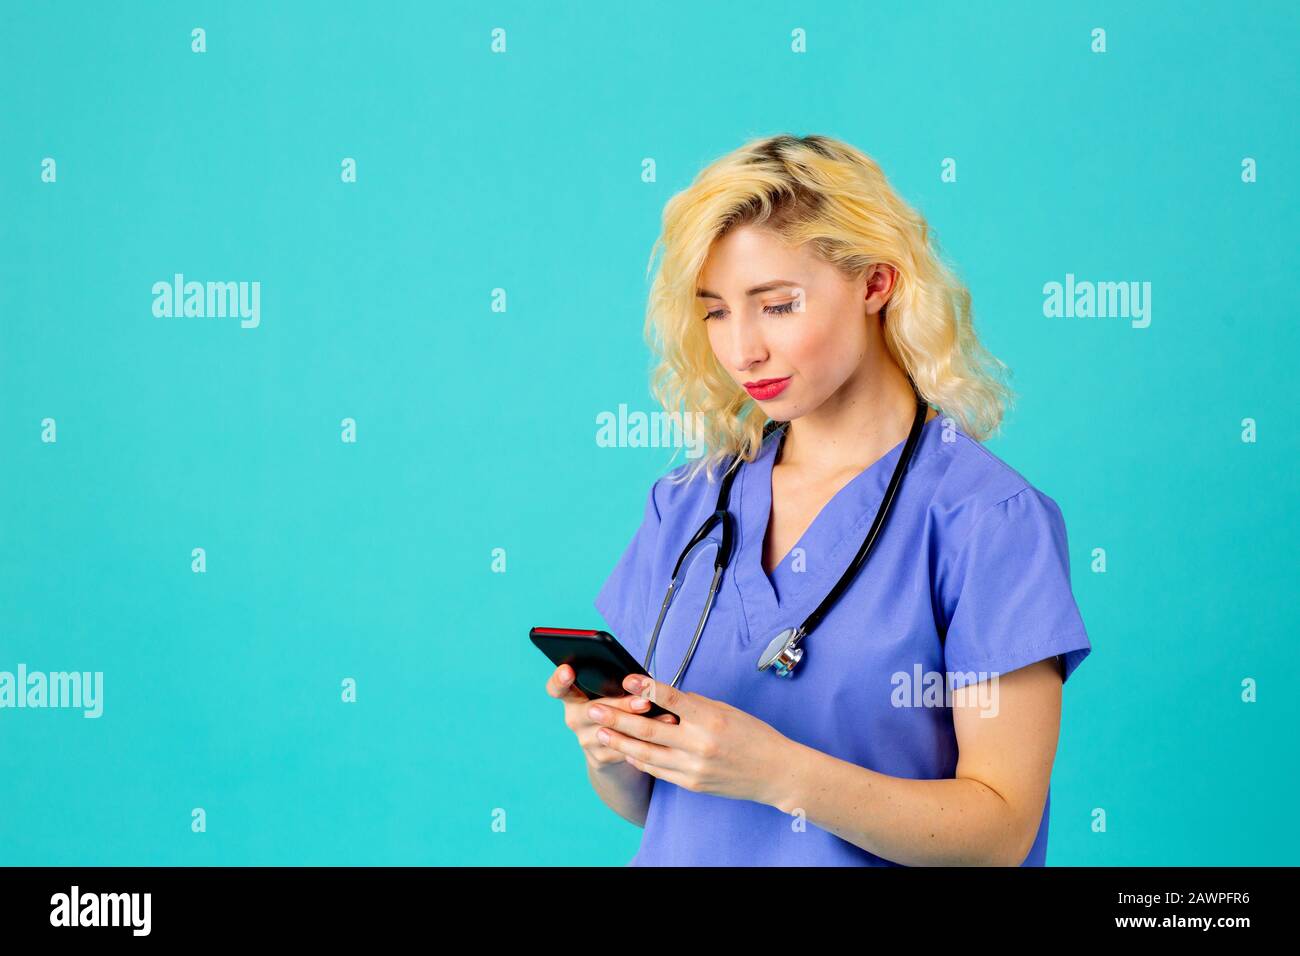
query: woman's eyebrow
[{"left": 696, "top": 279, "right": 800, "bottom": 299}]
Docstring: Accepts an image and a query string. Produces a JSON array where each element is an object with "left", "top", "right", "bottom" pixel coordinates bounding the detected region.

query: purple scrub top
[{"left": 593, "top": 413, "right": 1092, "bottom": 866}]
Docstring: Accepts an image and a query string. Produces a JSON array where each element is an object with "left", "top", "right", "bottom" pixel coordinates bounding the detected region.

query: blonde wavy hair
[{"left": 643, "top": 133, "right": 1015, "bottom": 485}]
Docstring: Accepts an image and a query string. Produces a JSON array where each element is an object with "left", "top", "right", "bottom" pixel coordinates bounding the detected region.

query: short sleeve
[
  {"left": 942, "top": 487, "right": 1092, "bottom": 689},
  {"left": 593, "top": 479, "right": 663, "bottom": 665}
]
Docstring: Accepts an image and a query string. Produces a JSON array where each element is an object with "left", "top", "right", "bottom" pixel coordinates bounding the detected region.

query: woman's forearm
[
  {"left": 764, "top": 738, "right": 1031, "bottom": 866},
  {"left": 587, "top": 759, "right": 654, "bottom": 828}
]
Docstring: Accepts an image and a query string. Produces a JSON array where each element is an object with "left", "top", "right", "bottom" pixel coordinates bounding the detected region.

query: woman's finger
[
  {"left": 577, "top": 727, "right": 627, "bottom": 764},
  {"left": 595, "top": 726, "right": 684, "bottom": 772},
  {"left": 595, "top": 694, "right": 652, "bottom": 715},
  {"left": 587, "top": 693, "right": 658, "bottom": 718},
  {"left": 624, "top": 755, "right": 691, "bottom": 789},
  {"left": 546, "top": 664, "right": 589, "bottom": 702}
]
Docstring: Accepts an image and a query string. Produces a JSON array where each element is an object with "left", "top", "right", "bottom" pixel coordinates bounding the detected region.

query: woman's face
[{"left": 696, "top": 224, "right": 893, "bottom": 419}]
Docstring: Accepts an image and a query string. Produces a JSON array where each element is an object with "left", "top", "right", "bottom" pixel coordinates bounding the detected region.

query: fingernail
[
  {"left": 639, "top": 681, "right": 654, "bottom": 700},
  {"left": 627, "top": 676, "right": 644, "bottom": 693},
  {"left": 589, "top": 705, "right": 606, "bottom": 720},
  {"left": 629, "top": 697, "right": 647, "bottom": 710}
]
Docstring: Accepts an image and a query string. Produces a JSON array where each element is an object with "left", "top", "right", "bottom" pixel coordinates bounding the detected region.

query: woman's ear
[{"left": 863, "top": 263, "right": 897, "bottom": 316}]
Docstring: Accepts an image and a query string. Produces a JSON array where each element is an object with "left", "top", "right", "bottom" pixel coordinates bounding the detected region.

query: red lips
[{"left": 743, "top": 376, "right": 791, "bottom": 400}]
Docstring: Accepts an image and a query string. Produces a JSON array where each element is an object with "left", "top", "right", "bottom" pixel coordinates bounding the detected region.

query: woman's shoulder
[
  {"left": 647, "top": 453, "right": 730, "bottom": 514},
  {"left": 925, "top": 418, "right": 1069, "bottom": 539}
]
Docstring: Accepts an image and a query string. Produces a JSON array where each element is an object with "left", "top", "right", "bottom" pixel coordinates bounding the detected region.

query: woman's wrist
[
  {"left": 587, "top": 757, "right": 653, "bottom": 827},
  {"left": 757, "top": 735, "right": 813, "bottom": 815}
]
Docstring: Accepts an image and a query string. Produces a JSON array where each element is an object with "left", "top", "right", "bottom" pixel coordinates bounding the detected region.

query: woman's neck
[{"left": 776, "top": 362, "right": 930, "bottom": 477}]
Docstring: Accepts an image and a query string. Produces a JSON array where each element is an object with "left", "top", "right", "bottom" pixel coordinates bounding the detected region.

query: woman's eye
[{"left": 703, "top": 301, "right": 796, "bottom": 321}]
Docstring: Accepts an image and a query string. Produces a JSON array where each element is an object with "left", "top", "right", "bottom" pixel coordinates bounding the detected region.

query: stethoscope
[{"left": 642, "top": 382, "right": 930, "bottom": 685}]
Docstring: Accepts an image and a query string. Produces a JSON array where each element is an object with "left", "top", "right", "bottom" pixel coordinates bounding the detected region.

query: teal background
[{"left": 1, "top": 0, "right": 1296, "bottom": 865}]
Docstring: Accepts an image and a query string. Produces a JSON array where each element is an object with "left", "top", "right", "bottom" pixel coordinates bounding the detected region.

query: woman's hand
[
  {"left": 587, "top": 673, "right": 796, "bottom": 806},
  {"left": 546, "top": 664, "right": 679, "bottom": 773}
]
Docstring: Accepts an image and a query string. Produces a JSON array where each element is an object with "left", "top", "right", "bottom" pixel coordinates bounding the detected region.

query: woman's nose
[{"left": 723, "top": 314, "right": 767, "bottom": 371}]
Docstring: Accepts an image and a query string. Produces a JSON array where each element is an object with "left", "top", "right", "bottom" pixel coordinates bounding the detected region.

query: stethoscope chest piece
[{"left": 756, "top": 626, "right": 804, "bottom": 677}]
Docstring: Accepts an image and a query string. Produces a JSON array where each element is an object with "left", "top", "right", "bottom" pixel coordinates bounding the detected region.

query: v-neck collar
[{"left": 732, "top": 412, "right": 946, "bottom": 646}]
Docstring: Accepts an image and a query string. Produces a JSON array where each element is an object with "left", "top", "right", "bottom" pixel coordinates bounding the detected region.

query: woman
[{"left": 546, "top": 133, "right": 1091, "bottom": 866}]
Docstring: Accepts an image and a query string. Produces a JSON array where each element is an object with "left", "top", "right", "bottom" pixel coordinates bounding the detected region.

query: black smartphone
[{"left": 530, "top": 626, "right": 674, "bottom": 719}]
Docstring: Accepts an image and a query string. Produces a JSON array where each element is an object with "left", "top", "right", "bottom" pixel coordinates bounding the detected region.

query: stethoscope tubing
[{"left": 643, "top": 379, "right": 930, "bottom": 685}]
